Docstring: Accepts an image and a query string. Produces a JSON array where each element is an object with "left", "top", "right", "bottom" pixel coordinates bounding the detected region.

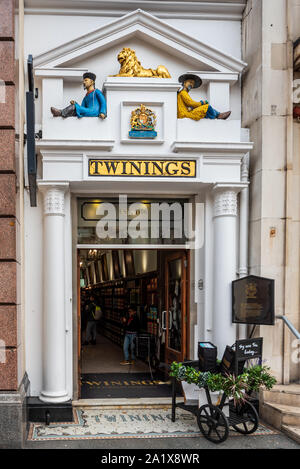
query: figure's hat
[
  {"left": 83, "top": 72, "right": 96, "bottom": 82},
  {"left": 178, "top": 73, "right": 202, "bottom": 88}
]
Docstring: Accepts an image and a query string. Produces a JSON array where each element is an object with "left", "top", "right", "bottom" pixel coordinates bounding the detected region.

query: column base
[
  {"left": 39, "top": 391, "right": 69, "bottom": 404},
  {"left": 27, "top": 397, "right": 73, "bottom": 423}
]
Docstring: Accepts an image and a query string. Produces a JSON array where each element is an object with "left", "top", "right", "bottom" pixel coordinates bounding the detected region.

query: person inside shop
[
  {"left": 120, "top": 305, "right": 140, "bottom": 365},
  {"left": 83, "top": 294, "right": 99, "bottom": 346}
]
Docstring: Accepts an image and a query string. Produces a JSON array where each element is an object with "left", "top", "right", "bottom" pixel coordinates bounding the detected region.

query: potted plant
[{"left": 170, "top": 362, "right": 276, "bottom": 413}]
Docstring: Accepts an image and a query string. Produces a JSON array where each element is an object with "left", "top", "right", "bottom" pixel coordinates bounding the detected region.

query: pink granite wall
[{"left": 0, "top": 0, "right": 17, "bottom": 391}]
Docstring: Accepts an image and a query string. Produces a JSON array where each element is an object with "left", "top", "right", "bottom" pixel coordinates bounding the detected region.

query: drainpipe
[{"left": 238, "top": 153, "right": 249, "bottom": 339}]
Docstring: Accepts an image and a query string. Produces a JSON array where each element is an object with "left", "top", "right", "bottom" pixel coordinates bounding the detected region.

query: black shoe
[
  {"left": 91, "top": 340, "right": 96, "bottom": 345},
  {"left": 83, "top": 341, "right": 89, "bottom": 346},
  {"left": 51, "top": 107, "right": 62, "bottom": 117},
  {"left": 217, "top": 111, "right": 231, "bottom": 120}
]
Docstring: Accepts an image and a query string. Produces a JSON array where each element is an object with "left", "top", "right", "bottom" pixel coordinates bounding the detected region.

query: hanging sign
[
  {"left": 232, "top": 275, "right": 275, "bottom": 325},
  {"left": 88, "top": 159, "right": 196, "bottom": 178}
]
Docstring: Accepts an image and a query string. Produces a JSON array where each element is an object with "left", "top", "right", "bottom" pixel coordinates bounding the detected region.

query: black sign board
[
  {"left": 235, "top": 338, "right": 263, "bottom": 360},
  {"left": 232, "top": 275, "right": 275, "bottom": 325},
  {"left": 26, "top": 54, "right": 37, "bottom": 207},
  {"left": 235, "top": 338, "right": 263, "bottom": 376}
]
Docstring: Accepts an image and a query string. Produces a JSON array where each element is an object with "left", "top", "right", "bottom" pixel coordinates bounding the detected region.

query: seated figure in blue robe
[{"left": 50, "top": 72, "right": 107, "bottom": 119}]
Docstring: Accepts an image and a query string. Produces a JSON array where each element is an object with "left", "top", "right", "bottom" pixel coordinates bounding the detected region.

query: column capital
[
  {"left": 38, "top": 182, "right": 69, "bottom": 217},
  {"left": 213, "top": 189, "right": 237, "bottom": 217},
  {"left": 212, "top": 183, "right": 248, "bottom": 218}
]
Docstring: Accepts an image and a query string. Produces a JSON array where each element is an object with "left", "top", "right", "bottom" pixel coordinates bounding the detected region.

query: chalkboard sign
[
  {"left": 232, "top": 275, "right": 275, "bottom": 325},
  {"left": 235, "top": 338, "right": 263, "bottom": 360},
  {"left": 235, "top": 338, "right": 263, "bottom": 376}
]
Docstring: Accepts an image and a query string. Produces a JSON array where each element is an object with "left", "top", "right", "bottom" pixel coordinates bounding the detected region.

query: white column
[
  {"left": 212, "top": 187, "right": 238, "bottom": 357},
  {"left": 40, "top": 184, "right": 69, "bottom": 403}
]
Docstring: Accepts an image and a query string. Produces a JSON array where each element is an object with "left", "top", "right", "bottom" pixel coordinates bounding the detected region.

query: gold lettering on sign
[{"left": 88, "top": 159, "right": 196, "bottom": 178}]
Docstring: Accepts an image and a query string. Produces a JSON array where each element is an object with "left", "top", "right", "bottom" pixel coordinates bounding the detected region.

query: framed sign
[
  {"left": 88, "top": 159, "right": 197, "bottom": 178},
  {"left": 232, "top": 275, "right": 275, "bottom": 325}
]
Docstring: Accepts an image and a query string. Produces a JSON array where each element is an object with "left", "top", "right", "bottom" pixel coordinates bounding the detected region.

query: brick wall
[{"left": 0, "top": 0, "right": 18, "bottom": 391}]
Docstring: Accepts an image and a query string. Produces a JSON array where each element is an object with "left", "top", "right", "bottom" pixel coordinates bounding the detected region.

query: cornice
[
  {"left": 35, "top": 68, "right": 88, "bottom": 81},
  {"left": 171, "top": 141, "right": 254, "bottom": 154},
  {"left": 36, "top": 140, "right": 115, "bottom": 151},
  {"left": 23, "top": 1, "right": 247, "bottom": 21},
  {"left": 103, "top": 77, "right": 180, "bottom": 92}
]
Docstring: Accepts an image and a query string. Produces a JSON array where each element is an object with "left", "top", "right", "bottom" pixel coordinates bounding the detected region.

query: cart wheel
[
  {"left": 197, "top": 404, "right": 229, "bottom": 444},
  {"left": 231, "top": 401, "right": 259, "bottom": 435}
]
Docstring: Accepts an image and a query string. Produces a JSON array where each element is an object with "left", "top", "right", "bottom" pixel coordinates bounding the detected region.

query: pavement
[{"left": 25, "top": 428, "right": 299, "bottom": 449}]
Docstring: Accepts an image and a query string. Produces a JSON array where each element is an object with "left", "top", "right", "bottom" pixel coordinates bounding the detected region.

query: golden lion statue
[{"left": 113, "top": 47, "right": 171, "bottom": 78}]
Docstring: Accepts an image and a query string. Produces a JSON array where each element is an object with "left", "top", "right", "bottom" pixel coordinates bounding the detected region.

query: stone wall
[
  {"left": 0, "top": 0, "right": 27, "bottom": 449},
  {"left": 242, "top": 0, "right": 300, "bottom": 383},
  {"left": 0, "top": 0, "right": 18, "bottom": 391}
]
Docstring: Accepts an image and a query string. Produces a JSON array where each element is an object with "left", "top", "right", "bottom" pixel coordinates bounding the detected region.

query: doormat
[
  {"left": 28, "top": 407, "right": 278, "bottom": 441},
  {"left": 81, "top": 373, "right": 182, "bottom": 399}
]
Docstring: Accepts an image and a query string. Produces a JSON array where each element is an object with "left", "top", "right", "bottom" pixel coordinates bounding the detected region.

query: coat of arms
[
  {"left": 246, "top": 282, "right": 257, "bottom": 299},
  {"left": 129, "top": 104, "right": 157, "bottom": 139}
]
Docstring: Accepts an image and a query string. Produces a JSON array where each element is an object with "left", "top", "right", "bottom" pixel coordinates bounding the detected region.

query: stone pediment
[{"left": 33, "top": 9, "right": 246, "bottom": 74}]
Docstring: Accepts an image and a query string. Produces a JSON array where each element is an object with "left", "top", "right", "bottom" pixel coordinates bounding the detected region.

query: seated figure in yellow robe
[{"left": 177, "top": 74, "right": 231, "bottom": 121}]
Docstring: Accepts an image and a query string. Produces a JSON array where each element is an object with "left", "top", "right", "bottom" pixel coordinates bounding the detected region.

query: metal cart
[{"left": 171, "top": 360, "right": 259, "bottom": 444}]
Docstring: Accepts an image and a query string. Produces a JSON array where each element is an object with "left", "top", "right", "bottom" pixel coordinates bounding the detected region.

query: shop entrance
[{"left": 77, "top": 249, "right": 189, "bottom": 399}]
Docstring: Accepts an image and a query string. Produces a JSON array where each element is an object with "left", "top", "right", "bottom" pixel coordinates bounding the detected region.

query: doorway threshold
[{"left": 72, "top": 396, "right": 184, "bottom": 408}]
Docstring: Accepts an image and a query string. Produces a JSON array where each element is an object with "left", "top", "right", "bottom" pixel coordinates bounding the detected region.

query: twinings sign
[{"left": 88, "top": 159, "right": 196, "bottom": 178}]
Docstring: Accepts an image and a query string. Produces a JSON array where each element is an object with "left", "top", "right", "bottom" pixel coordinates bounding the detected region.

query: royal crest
[
  {"left": 245, "top": 282, "right": 257, "bottom": 299},
  {"left": 129, "top": 104, "right": 157, "bottom": 139}
]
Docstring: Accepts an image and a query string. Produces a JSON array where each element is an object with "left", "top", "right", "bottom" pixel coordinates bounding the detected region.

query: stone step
[
  {"left": 261, "top": 402, "right": 300, "bottom": 429},
  {"left": 282, "top": 425, "right": 300, "bottom": 445},
  {"left": 261, "top": 384, "right": 300, "bottom": 407},
  {"left": 72, "top": 396, "right": 184, "bottom": 408}
]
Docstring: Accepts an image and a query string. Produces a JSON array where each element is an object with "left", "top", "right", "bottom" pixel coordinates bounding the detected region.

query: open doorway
[{"left": 77, "top": 248, "right": 189, "bottom": 399}]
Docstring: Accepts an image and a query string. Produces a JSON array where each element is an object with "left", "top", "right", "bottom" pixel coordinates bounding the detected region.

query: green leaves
[{"left": 245, "top": 365, "right": 277, "bottom": 392}]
